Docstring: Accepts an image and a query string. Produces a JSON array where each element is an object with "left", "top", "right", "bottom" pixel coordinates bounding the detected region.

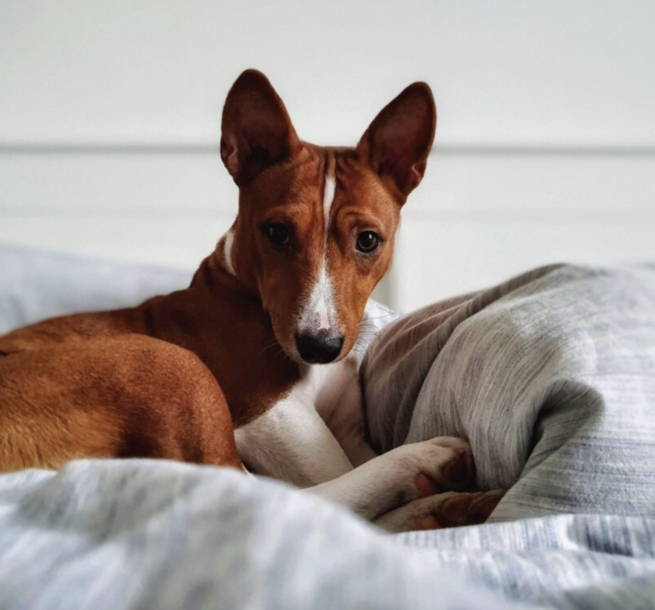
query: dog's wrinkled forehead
[
  {"left": 246, "top": 149, "right": 323, "bottom": 211},
  {"left": 251, "top": 147, "right": 396, "bottom": 224},
  {"left": 287, "top": 149, "right": 336, "bottom": 218}
]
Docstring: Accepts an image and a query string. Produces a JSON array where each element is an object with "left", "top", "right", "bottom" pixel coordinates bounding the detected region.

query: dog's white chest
[
  {"left": 233, "top": 300, "right": 399, "bottom": 486},
  {"left": 233, "top": 357, "right": 360, "bottom": 486}
]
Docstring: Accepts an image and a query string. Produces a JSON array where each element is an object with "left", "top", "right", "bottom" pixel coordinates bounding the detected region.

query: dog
[{"left": 0, "top": 70, "right": 502, "bottom": 531}]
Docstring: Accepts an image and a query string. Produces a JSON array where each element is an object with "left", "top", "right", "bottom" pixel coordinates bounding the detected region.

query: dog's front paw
[
  {"left": 309, "top": 436, "right": 476, "bottom": 522},
  {"left": 374, "top": 489, "right": 505, "bottom": 533},
  {"left": 390, "top": 436, "right": 475, "bottom": 504}
]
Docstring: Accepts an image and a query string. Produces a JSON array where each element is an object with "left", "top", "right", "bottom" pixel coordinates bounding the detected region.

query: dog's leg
[
  {"left": 373, "top": 490, "right": 506, "bottom": 532},
  {"left": 311, "top": 356, "right": 377, "bottom": 467},
  {"left": 322, "top": 373, "right": 378, "bottom": 467},
  {"left": 0, "top": 337, "right": 244, "bottom": 472},
  {"left": 309, "top": 436, "right": 474, "bottom": 521},
  {"left": 234, "top": 398, "right": 354, "bottom": 488}
]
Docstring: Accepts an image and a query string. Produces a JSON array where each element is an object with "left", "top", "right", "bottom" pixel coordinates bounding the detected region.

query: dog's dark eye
[
  {"left": 266, "top": 223, "right": 290, "bottom": 246},
  {"left": 356, "top": 231, "right": 380, "bottom": 253}
]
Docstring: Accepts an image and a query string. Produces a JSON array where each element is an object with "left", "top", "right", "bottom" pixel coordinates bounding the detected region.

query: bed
[{"left": 1, "top": 245, "right": 654, "bottom": 610}]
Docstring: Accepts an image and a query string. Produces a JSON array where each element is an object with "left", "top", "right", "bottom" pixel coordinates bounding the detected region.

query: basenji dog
[{"left": 0, "top": 70, "right": 502, "bottom": 531}]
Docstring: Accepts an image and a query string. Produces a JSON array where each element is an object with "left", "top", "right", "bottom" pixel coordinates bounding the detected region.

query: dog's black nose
[{"left": 295, "top": 333, "right": 344, "bottom": 364}]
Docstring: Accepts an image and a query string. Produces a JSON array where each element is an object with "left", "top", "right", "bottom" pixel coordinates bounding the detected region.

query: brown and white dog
[{"left": 0, "top": 70, "right": 501, "bottom": 532}]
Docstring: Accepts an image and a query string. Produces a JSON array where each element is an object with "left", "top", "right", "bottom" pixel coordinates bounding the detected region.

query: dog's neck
[
  {"left": 137, "top": 242, "right": 300, "bottom": 427},
  {"left": 190, "top": 236, "right": 254, "bottom": 300}
]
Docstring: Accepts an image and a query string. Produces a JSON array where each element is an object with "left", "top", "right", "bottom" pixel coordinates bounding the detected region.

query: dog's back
[{"left": 0, "top": 298, "right": 242, "bottom": 471}]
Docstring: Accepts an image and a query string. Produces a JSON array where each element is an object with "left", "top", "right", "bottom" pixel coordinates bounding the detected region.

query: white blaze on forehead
[
  {"left": 298, "top": 170, "right": 339, "bottom": 335},
  {"left": 323, "top": 176, "right": 336, "bottom": 231},
  {"left": 222, "top": 229, "right": 237, "bottom": 277}
]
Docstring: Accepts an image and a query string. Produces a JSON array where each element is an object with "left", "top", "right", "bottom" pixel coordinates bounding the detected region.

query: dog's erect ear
[
  {"left": 221, "top": 70, "right": 301, "bottom": 186},
  {"left": 356, "top": 82, "right": 436, "bottom": 201}
]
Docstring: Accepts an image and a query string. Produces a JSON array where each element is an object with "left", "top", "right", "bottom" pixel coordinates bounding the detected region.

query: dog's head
[{"left": 219, "top": 70, "right": 435, "bottom": 365}]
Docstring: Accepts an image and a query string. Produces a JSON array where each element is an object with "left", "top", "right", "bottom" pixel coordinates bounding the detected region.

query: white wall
[{"left": 1, "top": 1, "right": 654, "bottom": 310}]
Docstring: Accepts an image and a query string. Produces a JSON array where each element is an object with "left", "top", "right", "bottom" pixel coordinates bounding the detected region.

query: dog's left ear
[
  {"left": 357, "top": 82, "right": 436, "bottom": 202},
  {"left": 221, "top": 69, "right": 301, "bottom": 186}
]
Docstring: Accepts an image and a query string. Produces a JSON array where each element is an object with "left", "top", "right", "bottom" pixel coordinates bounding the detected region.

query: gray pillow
[{"left": 362, "top": 263, "right": 655, "bottom": 521}]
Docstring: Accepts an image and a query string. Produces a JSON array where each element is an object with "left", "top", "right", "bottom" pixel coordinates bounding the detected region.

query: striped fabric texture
[
  {"left": 363, "top": 264, "right": 655, "bottom": 521},
  {"left": 2, "top": 252, "right": 655, "bottom": 608}
]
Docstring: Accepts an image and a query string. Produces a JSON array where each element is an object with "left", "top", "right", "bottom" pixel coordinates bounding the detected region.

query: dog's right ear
[{"left": 221, "top": 70, "right": 301, "bottom": 186}]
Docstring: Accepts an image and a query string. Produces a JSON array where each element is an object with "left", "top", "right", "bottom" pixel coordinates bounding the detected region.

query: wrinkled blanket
[
  {"left": 2, "top": 248, "right": 655, "bottom": 609},
  {"left": 363, "top": 264, "right": 655, "bottom": 522}
]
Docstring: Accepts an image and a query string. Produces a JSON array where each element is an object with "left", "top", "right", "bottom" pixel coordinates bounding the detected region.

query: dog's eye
[
  {"left": 266, "top": 223, "right": 290, "bottom": 246},
  {"left": 356, "top": 231, "right": 380, "bottom": 253}
]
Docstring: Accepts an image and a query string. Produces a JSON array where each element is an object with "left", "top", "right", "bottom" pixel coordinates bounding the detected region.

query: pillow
[
  {"left": 362, "top": 263, "right": 655, "bottom": 521},
  {"left": 0, "top": 245, "right": 193, "bottom": 334}
]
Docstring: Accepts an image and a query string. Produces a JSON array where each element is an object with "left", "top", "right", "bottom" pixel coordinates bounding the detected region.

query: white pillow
[{"left": 0, "top": 245, "right": 193, "bottom": 335}]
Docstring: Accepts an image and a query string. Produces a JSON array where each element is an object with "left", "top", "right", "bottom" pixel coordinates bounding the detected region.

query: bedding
[
  {"left": 0, "top": 245, "right": 191, "bottom": 334},
  {"left": 1, "top": 246, "right": 655, "bottom": 609},
  {"left": 362, "top": 263, "right": 655, "bottom": 520}
]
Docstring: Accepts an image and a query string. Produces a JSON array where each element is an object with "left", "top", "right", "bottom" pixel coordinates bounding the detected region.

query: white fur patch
[
  {"left": 316, "top": 294, "right": 330, "bottom": 331},
  {"left": 297, "top": 174, "right": 339, "bottom": 334},
  {"left": 234, "top": 364, "right": 353, "bottom": 487},
  {"left": 323, "top": 176, "right": 336, "bottom": 231},
  {"left": 308, "top": 262, "right": 335, "bottom": 331},
  {"left": 222, "top": 229, "right": 237, "bottom": 277}
]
